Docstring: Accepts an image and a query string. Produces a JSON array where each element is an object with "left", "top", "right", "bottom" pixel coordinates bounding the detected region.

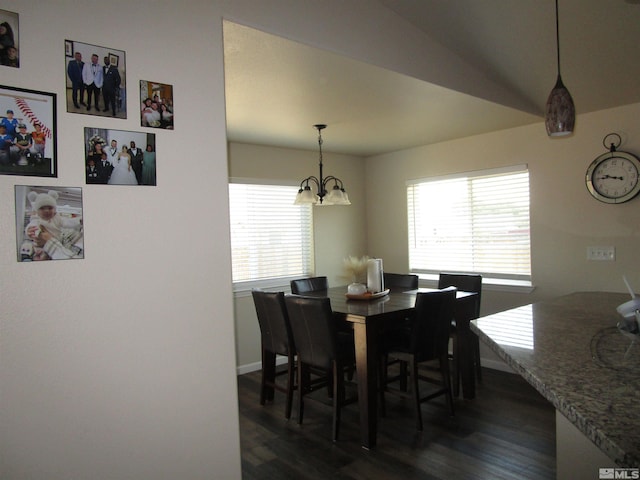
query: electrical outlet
[{"left": 587, "top": 246, "right": 615, "bottom": 261}]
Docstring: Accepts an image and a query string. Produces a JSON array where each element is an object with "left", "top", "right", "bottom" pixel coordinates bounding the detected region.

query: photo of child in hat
[{"left": 16, "top": 186, "right": 84, "bottom": 261}]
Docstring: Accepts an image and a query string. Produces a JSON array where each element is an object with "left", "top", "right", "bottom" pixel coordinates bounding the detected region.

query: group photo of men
[{"left": 65, "top": 40, "right": 126, "bottom": 119}]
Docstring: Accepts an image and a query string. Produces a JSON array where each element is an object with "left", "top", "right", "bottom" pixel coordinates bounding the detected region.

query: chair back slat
[
  {"left": 290, "top": 276, "right": 328, "bottom": 294},
  {"left": 383, "top": 272, "right": 419, "bottom": 290},
  {"left": 252, "top": 290, "right": 295, "bottom": 356},
  {"left": 438, "top": 273, "right": 482, "bottom": 318}
]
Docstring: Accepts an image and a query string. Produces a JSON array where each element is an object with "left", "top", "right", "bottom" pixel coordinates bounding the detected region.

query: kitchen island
[{"left": 471, "top": 292, "right": 639, "bottom": 477}]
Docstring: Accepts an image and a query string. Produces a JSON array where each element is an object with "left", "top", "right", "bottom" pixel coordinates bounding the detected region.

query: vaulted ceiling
[{"left": 223, "top": 0, "right": 640, "bottom": 156}]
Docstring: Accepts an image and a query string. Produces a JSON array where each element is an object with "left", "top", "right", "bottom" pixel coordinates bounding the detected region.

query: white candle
[{"left": 367, "top": 258, "right": 384, "bottom": 293}]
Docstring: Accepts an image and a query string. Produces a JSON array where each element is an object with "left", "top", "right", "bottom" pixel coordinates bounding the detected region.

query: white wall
[
  {"left": 220, "top": 1, "right": 561, "bottom": 373},
  {"left": 230, "top": 104, "right": 640, "bottom": 372},
  {"left": 366, "top": 102, "right": 640, "bottom": 311},
  {"left": 5, "top": 0, "right": 638, "bottom": 476},
  {"left": 228, "top": 142, "right": 367, "bottom": 369},
  {"left": 2, "top": 1, "right": 504, "bottom": 476},
  {"left": 0, "top": 1, "right": 240, "bottom": 479},
  {"left": 227, "top": 103, "right": 640, "bottom": 373},
  {"left": 362, "top": 103, "right": 640, "bottom": 367}
]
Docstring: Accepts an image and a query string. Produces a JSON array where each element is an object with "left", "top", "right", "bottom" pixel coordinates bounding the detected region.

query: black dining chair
[
  {"left": 379, "top": 287, "right": 457, "bottom": 431},
  {"left": 290, "top": 275, "right": 354, "bottom": 386},
  {"left": 290, "top": 276, "right": 328, "bottom": 294},
  {"left": 438, "top": 272, "right": 483, "bottom": 397},
  {"left": 284, "top": 295, "right": 357, "bottom": 441},
  {"left": 251, "top": 289, "right": 297, "bottom": 419},
  {"left": 380, "top": 272, "right": 419, "bottom": 389},
  {"left": 383, "top": 272, "right": 419, "bottom": 290}
]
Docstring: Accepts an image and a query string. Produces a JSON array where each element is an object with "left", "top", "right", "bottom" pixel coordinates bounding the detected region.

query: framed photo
[
  {"left": 140, "top": 80, "right": 174, "bottom": 129},
  {"left": 1, "top": 9, "right": 19, "bottom": 68},
  {"left": 65, "top": 39, "right": 73, "bottom": 57},
  {"left": 84, "top": 127, "right": 156, "bottom": 186},
  {"left": 15, "top": 185, "right": 84, "bottom": 262},
  {"left": 64, "top": 40, "right": 126, "bottom": 118},
  {"left": 0, "top": 85, "right": 57, "bottom": 177}
]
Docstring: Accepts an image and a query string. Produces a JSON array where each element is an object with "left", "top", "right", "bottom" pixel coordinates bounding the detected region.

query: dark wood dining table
[{"left": 304, "top": 286, "right": 478, "bottom": 449}]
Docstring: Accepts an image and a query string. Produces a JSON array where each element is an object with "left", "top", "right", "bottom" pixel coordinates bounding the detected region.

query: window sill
[
  {"left": 234, "top": 274, "right": 537, "bottom": 298},
  {"left": 232, "top": 277, "right": 296, "bottom": 298}
]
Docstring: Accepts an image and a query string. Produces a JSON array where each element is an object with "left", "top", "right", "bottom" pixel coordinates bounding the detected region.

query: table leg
[
  {"left": 352, "top": 320, "right": 378, "bottom": 449},
  {"left": 456, "top": 297, "right": 477, "bottom": 400},
  {"left": 458, "top": 328, "right": 476, "bottom": 399}
]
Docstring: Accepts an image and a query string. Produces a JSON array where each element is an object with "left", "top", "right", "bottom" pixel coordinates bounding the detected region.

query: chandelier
[
  {"left": 294, "top": 124, "right": 350, "bottom": 206},
  {"left": 544, "top": 0, "right": 575, "bottom": 136}
]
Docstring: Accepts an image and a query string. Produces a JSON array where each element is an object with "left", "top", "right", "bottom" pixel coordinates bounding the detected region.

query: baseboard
[
  {"left": 237, "top": 356, "right": 289, "bottom": 376},
  {"left": 480, "top": 358, "right": 515, "bottom": 373}
]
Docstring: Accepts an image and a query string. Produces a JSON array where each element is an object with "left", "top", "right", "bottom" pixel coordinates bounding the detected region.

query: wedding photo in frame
[
  {"left": 64, "top": 40, "right": 126, "bottom": 118},
  {"left": 15, "top": 185, "right": 84, "bottom": 262},
  {"left": 84, "top": 127, "right": 156, "bottom": 186},
  {"left": 0, "top": 85, "right": 57, "bottom": 177},
  {"left": 140, "top": 80, "right": 174, "bottom": 129},
  {"left": 0, "top": 9, "right": 19, "bottom": 68}
]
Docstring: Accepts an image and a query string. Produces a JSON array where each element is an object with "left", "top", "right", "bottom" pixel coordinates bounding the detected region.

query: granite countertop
[{"left": 471, "top": 292, "right": 640, "bottom": 467}]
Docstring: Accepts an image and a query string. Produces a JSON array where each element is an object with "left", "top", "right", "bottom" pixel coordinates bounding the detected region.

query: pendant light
[
  {"left": 545, "top": 0, "right": 575, "bottom": 136},
  {"left": 294, "top": 124, "right": 350, "bottom": 206}
]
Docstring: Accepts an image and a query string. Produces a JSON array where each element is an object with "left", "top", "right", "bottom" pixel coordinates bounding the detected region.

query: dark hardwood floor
[{"left": 238, "top": 367, "right": 555, "bottom": 480}]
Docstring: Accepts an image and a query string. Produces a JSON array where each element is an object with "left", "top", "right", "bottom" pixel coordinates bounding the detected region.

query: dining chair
[
  {"left": 290, "top": 276, "right": 352, "bottom": 333},
  {"left": 380, "top": 272, "right": 419, "bottom": 390},
  {"left": 379, "top": 286, "right": 457, "bottom": 431},
  {"left": 438, "top": 272, "right": 483, "bottom": 397},
  {"left": 284, "top": 294, "right": 357, "bottom": 441},
  {"left": 290, "top": 275, "right": 354, "bottom": 386},
  {"left": 251, "top": 289, "right": 297, "bottom": 419},
  {"left": 290, "top": 276, "right": 328, "bottom": 294},
  {"left": 383, "top": 272, "right": 419, "bottom": 290}
]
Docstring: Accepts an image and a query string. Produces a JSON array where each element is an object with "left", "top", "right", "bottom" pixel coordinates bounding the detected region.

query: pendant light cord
[
  {"left": 316, "top": 125, "right": 324, "bottom": 191},
  {"left": 555, "top": 0, "right": 561, "bottom": 76}
]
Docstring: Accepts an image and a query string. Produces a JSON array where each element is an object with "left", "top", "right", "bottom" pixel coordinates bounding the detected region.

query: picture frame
[
  {"left": 64, "top": 40, "right": 126, "bottom": 118},
  {"left": 140, "top": 80, "right": 174, "bottom": 129},
  {"left": 84, "top": 127, "right": 156, "bottom": 186},
  {"left": 0, "top": 9, "right": 19, "bottom": 68},
  {"left": 15, "top": 185, "right": 84, "bottom": 262},
  {"left": 0, "top": 84, "right": 57, "bottom": 177},
  {"left": 65, "top": 39, "right": 73, "bottom": 57}
]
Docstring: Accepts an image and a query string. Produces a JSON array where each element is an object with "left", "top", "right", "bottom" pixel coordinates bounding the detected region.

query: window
[
  {"left": 407, "top": 165, "right": 531, "bottom": 284},
  {"left": 229, "top": 181, "right": 314, "bottom": 290}
]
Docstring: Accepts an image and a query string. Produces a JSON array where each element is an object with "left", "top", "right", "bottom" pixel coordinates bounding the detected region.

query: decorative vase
[{"left": 347, "top": 283, "right": 367, "bottom": 295}]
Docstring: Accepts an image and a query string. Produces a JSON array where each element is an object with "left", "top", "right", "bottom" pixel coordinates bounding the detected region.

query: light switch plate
[{"left": 587, "top": 246, "right": 615, "bottom": 261}]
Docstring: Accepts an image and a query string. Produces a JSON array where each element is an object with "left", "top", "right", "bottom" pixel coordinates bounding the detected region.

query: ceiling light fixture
[
  {"left": 294, "top": 124, "right": 350, "bottom": 206},
  {"left": 545, "top": 0, "right": 575, "bottom": 136}
]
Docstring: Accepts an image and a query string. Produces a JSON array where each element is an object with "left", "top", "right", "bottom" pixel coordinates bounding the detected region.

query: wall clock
[{"left": 585, "top": 133, "right": 640, "bottom": 204}]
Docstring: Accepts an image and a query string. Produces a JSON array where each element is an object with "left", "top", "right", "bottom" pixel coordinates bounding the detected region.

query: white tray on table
[{"left": 345, "top": 289, "right": 390, "bottom": 300}]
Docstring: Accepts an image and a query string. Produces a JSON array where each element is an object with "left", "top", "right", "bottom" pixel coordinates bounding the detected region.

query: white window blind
[
  {"left": 407, "top": 165, "right": 531, "bottom": 281},
  {"left": 229, "top": 182, "right": 314, "bottom": 286}
]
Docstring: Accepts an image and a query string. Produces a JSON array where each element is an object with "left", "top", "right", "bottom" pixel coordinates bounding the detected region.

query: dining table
[{"left": 304, "top": 286, "right": 478, "bottom": 449}]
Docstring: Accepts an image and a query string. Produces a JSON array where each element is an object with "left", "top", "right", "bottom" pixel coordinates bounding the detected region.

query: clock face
[{"left": 586, "top": 151, "right": 640, "bottom": 204}]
